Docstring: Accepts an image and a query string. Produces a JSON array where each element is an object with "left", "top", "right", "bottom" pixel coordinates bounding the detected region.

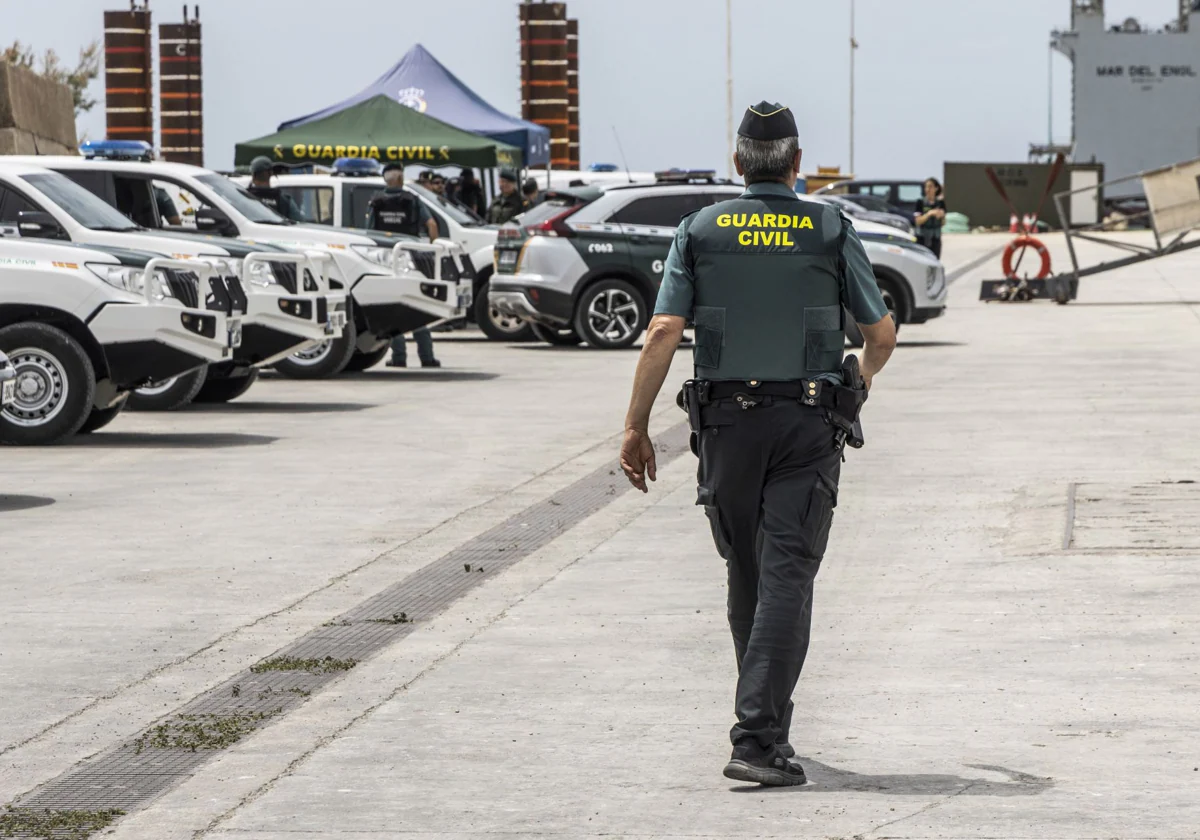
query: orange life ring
[{"left": 1002, "top": 236, "right": 1051, "bottom": 280}]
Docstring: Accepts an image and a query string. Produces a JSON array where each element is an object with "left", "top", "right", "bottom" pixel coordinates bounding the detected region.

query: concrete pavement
[{"left": 4, "top": 232, "right": 1200, "bottom": 838}]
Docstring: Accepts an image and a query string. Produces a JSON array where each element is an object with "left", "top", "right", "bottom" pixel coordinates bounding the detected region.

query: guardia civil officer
[
  {"left": 366, "top": 163, "right": 441, "bottom": 369},
  {"left": 619, "top": 101, "right": 897, "bottom": 787},
  {"left": 246, "top": 157, "right": 307, "bottom": 222},
  {"left": 485, "top": 169, "right": 524, "bottom": 225}
]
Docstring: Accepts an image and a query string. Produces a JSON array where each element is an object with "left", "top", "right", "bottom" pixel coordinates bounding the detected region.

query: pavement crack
[{"left": 861, "top": 778, "right": 979, "bottom": 836}]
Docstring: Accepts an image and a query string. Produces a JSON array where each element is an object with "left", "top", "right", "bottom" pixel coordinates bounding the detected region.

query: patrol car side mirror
[
  {"left": 16, "top": 211, "right": 66, "bottom": 240},
  {"left": 195, "top": 206, "right": 232, "bottom": 234}
]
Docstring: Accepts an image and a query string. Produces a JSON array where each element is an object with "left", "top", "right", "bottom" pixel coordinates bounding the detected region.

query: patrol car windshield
[
  {"left": 21, "top": 172, "right": 140, "bottom": 231},
  {"left": 407, "top": 183, "right": 479, "bottom": 226},
  {"left": 195, "top": 174, "right": 291, "bottom": 224}
]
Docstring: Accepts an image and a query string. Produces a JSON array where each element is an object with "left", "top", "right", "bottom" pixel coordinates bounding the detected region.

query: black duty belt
[{"left": 701, "top": 379, "right": 829, "bottom": 408}]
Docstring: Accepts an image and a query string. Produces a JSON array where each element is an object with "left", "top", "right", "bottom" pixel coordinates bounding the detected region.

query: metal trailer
[{"left": 980, "top": 156, "right": 1200, "bottom": 304}]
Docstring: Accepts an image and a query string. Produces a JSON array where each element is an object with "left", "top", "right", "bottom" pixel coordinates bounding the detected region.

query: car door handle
[{"left": 628, "top": 234, "right": 647, "bottom": 244}]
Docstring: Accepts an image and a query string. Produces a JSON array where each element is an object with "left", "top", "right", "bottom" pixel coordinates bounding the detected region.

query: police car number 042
[{"left": 588, "top": 243, "right": 614, "bottom": 254}]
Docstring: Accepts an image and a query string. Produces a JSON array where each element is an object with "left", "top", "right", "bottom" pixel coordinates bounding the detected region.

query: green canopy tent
[{"left": 234, "top": 94, "right": 522, "bottom": 169}]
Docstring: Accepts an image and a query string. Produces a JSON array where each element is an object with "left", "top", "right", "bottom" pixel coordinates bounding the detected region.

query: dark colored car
[
  {"left": 819, "top": 194, "right": 914, "bottom": 235},
  {"left": 816, "top": 180, "right": 927, "bottom": 217}
]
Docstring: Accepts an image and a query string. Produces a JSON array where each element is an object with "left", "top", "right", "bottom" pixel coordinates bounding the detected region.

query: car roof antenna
[{"left": 611, "top": 126, "right": 633, "bottom": 184}]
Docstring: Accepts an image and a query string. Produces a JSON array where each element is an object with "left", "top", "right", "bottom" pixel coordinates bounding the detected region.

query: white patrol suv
[
  {"left": 230, "top": 162, "right": 527, "bottom": 342},
  {"left": 489, "top": 172, "right": 947, "bottom": 349},
  {"left": 13, "top": 153, "right": 472, "bottom": 377},
  {"left": 0, "top": 160, "right": 347, "bottom": 408},
  {"left": 0, "top": 238, "right": 237, "bottom": 444}
]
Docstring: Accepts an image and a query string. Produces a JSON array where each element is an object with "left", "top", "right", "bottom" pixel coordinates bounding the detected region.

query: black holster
[
  {"left": 827, "top": 355, "right": 867, "bottom": 449},
  {"left": 678, "top": 379, "right": 709, "bottom": 456}
]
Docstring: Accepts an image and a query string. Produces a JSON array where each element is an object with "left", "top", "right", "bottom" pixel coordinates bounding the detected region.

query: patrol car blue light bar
[
  {"left": 588, "top": 163, "right": 618, "bottom": 172},
  {"left": 332, "top": 158, "right": 382, "bottom": 177},
  {"left": 655, "top": 169, "right": 717, "bottom": 183},
  {"left": 80, "top": 139, "right": 153, "bottom": 161}
]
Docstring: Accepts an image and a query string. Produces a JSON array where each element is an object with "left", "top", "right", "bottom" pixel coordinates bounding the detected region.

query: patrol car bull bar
[
  {"left": 142, "top": 257, "right": 243, "bottom": 350},
  {"left": 389, "top": 239, "right": 463, "bottom": 280},
  {"left": 239, "top": 251, "right": 333, "bottom": 293}
]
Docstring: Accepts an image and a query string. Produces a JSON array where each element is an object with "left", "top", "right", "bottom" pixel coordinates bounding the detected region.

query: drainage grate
[
  {"left": 9, "top": 422, "right": 690, "bottom": 831},
  {"left": 1065, "top": 481, "right": 1199, "bottom": 551}
]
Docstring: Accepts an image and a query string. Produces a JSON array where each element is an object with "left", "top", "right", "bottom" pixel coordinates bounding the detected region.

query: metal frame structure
[{"left": 981, "top": 161, "right": 1200, "bottom": 304}]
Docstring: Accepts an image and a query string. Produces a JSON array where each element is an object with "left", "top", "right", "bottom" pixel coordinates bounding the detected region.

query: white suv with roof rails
[
  {"left": 0, "top": 238, "right": 237, "bottom": 444},
  {"left": 10, "top": 154, "right": 473, "bottom": 377},
  {"left": 230, "top": 165, "right": 528, "bottom": 342},
  {"left": 0, "top": 161, "right": 347, "bottom": 408},
  {"left": 490, "top": 174, "right": 947, "bottom": 349}
]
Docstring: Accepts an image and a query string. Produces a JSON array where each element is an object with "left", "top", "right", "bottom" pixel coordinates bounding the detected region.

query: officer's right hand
[{"left": 620, "top": 428, "right": 657, "bottom": 493}]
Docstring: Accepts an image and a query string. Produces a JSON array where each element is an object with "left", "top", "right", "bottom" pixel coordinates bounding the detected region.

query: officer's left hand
[{"left": 620, "top": 429, "right": 657, "bottom": 493}]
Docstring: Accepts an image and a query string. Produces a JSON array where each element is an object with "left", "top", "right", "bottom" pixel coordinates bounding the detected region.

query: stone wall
[{"left": 0, "top": 61, "right": 78, "bottom": 155}]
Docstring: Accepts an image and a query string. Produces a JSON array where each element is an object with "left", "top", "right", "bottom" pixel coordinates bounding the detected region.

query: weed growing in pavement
[
  {"left": 250, "top": 655, "right": 357, "bottom": 674},
  {"left": 321, "top": 619, "right": 353, "bottom": 627},
  {"left": 131, "top": 709, "right": 282, "bottom": 754},
  {"left": 0, "top": 806, "right": 125, "bottom": 840},
  {"left": 366, "top": 612, "right": 411, "bottom": 624}
]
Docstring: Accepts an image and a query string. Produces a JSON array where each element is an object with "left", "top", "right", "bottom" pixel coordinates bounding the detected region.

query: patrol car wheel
[
  {"left": 574, "top": 279, "right": 648, "bottom": 350},
  {"left": 845, "top": 285, "right": 902, "bottom": 349},
  {"left": 194, "top": 370, "right": 259, "bottom": 403},
  {"left": 77, "top": 394, "right": 129, "bottom": 435},
  {"left": 475, "top": 280, "right": 534, "bottom": 342},
  {"left": 0, "top": 323, "right": 96, "bottom": 446},
  {"left": 342, "top": 344, "right": 389, "bottom": 372},
  {"left": 128, "top": 368, "right": 208, "bottom": 412},
  {"left": 529, "top": 323, "right": 582, "bottom": 346},
  {"left": 273, "top": 321, "right": 357, "bottom": 379}
]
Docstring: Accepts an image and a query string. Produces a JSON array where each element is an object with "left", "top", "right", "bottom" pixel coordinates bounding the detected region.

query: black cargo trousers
[{"left": 696, "top": 396, "right": 842, "bottom": 749}]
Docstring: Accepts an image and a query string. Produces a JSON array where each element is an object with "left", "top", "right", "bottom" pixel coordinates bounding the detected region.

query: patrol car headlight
[
  {"left": 350, "top": 245, "right": 392, "bottom": 267},
  {"left": 86, "top": 263, "right": 175, "bottom": 300},
  {"left": 243, "top": 259, "right": 281, "bottom": 288}
]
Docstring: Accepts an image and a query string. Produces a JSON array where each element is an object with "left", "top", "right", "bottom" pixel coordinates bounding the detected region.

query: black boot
[{"left": 723, "top": 739, "right": 806, "bottom": 786}]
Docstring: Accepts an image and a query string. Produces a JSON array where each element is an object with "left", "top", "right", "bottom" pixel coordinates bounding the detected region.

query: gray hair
[{"left": 736, "top": 135, "right": 799, "bottom": 183}]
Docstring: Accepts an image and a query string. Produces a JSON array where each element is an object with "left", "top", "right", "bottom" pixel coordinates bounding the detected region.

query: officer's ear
[
  {"left": 733, "top": 152, "right": 745, "bottom": 178},
  {"left": 793, "top": 148, "right": 803, "bottom": 176}
]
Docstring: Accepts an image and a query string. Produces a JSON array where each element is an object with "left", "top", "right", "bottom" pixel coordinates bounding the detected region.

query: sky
[{"left": 1, "top": 0, "right": 1184, "bottom": 178}]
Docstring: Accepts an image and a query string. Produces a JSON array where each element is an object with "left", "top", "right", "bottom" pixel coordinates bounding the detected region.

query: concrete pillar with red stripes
[
  {"left": 103, "top": 6, "right": 154, "bottom": 144},
  {"left": 158, "top": 15, "right": 203, "bottom": 165},
  {"left": 519, "top": 2, "right": 570, "bottom": 169}
]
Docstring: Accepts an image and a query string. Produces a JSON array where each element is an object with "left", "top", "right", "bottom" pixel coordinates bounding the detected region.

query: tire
[
  {"left": 573, "top": 278, "right": 649, "bottom": 349},
  {"left": 77, "top": 393, "right": 129, "bottom": 435},
  {"left": 272, "top": 320, "right": 357, "bottom": 379},
  {"left": 529, "top": 322, "right": 582, "bottom": 346},
  {"left": 194, "top": 369, "right": 259, "bottom": 403},
  {"left": 0, "top": 322, "right": 96, "bottom": 446},
  {"left": 127, "top": 367, "right": 207, "bottom": 412},
  {"left": 342, "top": 343, "right": 390, "bottom": 372},
  {"left": 845, "top": 280, "right": 903, "bottom": 349},
  {"left": 476, "top": 279, "right": 534, "bottom": 342}
]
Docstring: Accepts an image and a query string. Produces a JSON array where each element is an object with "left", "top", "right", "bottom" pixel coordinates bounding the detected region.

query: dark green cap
[
  {"left": 737, "top": 101, "right": 798, "bottom": 141},
  {"left": 249, "top": 156, "right": 274, "bottom": 175},
  {"left": 382, "top": 162, "right": 404, "bottom": 174},
  {"left": 498, "top": 168, "right": 518, "bottom": 182}
]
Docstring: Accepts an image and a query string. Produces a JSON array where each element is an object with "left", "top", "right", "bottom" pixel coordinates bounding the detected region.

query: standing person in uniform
[
  {"left": 457, "top": 168, "right": 486, "bottom": 218},
  {"left": 485, "top": 169, "right": 524, "bottom": 224},
  {"left": 619, "top": 101, "right": 897, "bottom": 787},
  {"left": 246, "top": 157, "right": 307, "bottom": 222},
  {"left": 913, "top": 177, "right": 946, "bottom": 258},
  {"left": 366, "top": 163, "right": 442, "bottom": 369}
]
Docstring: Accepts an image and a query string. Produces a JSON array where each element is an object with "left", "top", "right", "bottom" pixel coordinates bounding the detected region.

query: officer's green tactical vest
[{"left": 688, "top": 193, "right": 844, "bottom": 381}]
